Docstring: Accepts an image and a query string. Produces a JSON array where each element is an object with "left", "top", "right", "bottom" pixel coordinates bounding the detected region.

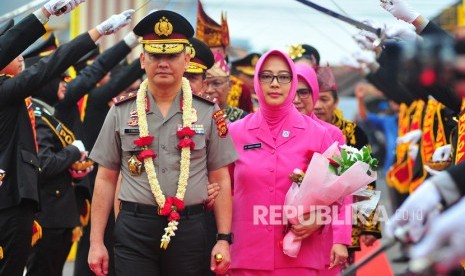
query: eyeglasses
[
  {"left": 205, "top": 78, "right": 228, "bottom": 89},
  {"left": 296, "top": 88, "right": 312, "bottom": 99},
  {"left": 258, "top": 73, "right": 292, "bottom": 84}
]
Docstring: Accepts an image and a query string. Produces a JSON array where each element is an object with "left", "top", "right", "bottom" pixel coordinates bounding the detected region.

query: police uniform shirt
[{"left": 90, "top": 89, "right": 238, "bottom": 206}]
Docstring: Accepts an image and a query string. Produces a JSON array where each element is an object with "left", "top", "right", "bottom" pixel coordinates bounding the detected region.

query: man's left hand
[{"left": 211, "top": 240, "right": 230, "bottom": 274}]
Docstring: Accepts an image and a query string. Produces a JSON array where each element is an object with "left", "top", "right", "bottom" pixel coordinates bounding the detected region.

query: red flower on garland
[
  {"left": 137, "top": 149, "right": 157, "bottom": 160},
  {"left": 178, "top": 138, "right": 195, "bottom": 150},
  {"left": 176, "top": 127, "right": 196, "bottom": 150},
  {"left": 134, "top": 135, "right": 154, "bottom": 147},
  {"left": 159, "top": 196, "right": 185, "bottom": 221},
  {"left": 176, "top": 127, "right": 195, "bottom": 138}
]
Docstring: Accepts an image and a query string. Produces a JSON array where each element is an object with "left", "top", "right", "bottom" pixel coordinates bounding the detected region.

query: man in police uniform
[
  {"left": 88, "top": 10, "right": 237, "bottom": 276},
  {"left": 184, "top": 37, "right": 214, "bottom": 95}
]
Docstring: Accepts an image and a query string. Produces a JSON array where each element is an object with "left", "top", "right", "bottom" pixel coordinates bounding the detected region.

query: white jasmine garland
[{"left": 135, "top": 77, "right": 194, "bottom": 249}]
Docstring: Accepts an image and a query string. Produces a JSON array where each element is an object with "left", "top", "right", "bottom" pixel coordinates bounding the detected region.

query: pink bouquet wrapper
[{"left": 283, "top": 142, "right": 377, "bottom": 258}]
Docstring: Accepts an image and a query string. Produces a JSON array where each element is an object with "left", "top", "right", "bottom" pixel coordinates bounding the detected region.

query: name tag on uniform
[
  {"left": 244, "top": 143, "right": 262, "bottom": 150},
  {"left": 178, "top": 124, "right": 205, "bottom": 134},
  {"left": 124, "top": 128, "right": 140, "bottom": 135}
]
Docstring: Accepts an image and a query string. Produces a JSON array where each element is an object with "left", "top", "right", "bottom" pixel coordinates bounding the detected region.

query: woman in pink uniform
[{"left": 228, "top": 50, "right": 348, "bottom": 275}]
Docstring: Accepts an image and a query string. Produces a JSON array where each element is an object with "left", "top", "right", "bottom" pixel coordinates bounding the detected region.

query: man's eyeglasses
[
  {"left": 296, "top": 88, "right": 312, "bottom": 99},
  {"left": 205, "top": 78, "right": 228, "bottom": 89},
  {"left": 258, "top": 73, "right": 292, "bottom": 84}
]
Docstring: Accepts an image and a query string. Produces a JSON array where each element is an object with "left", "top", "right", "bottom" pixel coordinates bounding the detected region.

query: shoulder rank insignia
[
  {"left": 212, "top": 110, "right": 228, "bottom": 138},
  {"left": 113, "top": 91, "right": 137, "bottom": 106},
  {"left": 193, "top": 93, "right": 215, "bottom": 105}
]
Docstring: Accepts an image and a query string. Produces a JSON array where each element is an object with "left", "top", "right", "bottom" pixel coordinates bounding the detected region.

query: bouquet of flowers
[{"left": 283, "top": 142, "right": 378, "bottom": 258}]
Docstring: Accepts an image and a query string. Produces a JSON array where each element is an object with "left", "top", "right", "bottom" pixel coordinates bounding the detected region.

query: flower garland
[{"left": 135, "top": 77, "right": 195, "bottom": 249}]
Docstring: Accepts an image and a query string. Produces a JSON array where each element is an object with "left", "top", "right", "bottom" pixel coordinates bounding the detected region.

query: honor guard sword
[
  {"left": 127, "top": 0, "right": 155, "bottom": 20},
  {"left": 294, "top": 0, "right": 386, "bottom": 47},
  {"left": 294, "top": 0, "right": 382, "bottom": 37}
]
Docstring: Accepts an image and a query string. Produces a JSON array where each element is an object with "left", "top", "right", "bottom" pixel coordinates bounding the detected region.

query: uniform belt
[{"left": 120, "top": 201, "right": 205, "bottom": 218}]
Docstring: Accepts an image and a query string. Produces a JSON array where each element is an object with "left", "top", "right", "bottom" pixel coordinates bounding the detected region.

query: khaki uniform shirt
[{"left": 90, "top": 90, "right": 238, "bottom": 206}]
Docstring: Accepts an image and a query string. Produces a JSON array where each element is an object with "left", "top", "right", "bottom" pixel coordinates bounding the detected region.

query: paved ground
[{"left": 60, "top": 172, "right": 409, "bottom": 276}]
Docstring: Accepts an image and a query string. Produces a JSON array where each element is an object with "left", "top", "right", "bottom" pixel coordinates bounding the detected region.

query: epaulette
[
  {"left": 193, "top": 93, "right": 215, "bottom": 105},
  {"left": 113, "top": 90, "right": 137, "bottom": 106}
]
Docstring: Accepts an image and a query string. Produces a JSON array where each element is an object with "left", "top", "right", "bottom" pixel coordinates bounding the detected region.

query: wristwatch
[{"left": 216, "top": 233, "right": 234, "bottom": 245}]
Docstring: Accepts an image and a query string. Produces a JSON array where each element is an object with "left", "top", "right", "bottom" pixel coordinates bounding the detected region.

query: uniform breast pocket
[
  {"left": 120, "top": 134, "right": 140, "bottom": 157},
  {"left": 170, "top": 134, "right": 206, "bottom": 159}
]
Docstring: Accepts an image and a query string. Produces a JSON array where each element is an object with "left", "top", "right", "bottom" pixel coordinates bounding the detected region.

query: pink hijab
[
  {"left": 253, "top": 50, "right": 300, "bottom": 136},
  {"left": 295, "top": 63, "right": 346, "bottom": 144},
  {"left": 295, "top": 64, "right": 319, "bottom": 105}
]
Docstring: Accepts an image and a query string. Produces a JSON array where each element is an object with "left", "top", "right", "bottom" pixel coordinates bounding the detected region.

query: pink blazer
[{"left": 229, "top": 111, "right": 338, "bottom": 270}]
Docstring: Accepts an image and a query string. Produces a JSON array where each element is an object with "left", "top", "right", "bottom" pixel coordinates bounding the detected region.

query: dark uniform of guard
[
  {"left": 0, "top": 18, "right": 97, "bottom": 275},
  {"left": 26, "top": 98, "right": 83, "bottom": 276},
  {"left": 89, "top": 10, "right": 238, "bottom": 276}
]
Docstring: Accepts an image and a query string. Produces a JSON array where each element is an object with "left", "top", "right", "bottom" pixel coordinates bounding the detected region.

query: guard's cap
[
  {"left": 231, "top": 53, "right": 261, "bottom": 76},
  {"left": 186, "top": 37, "right": 214, "bottom": 74},
  {"left": 134, "top": 10, "right": 194, "bottom": 54}
]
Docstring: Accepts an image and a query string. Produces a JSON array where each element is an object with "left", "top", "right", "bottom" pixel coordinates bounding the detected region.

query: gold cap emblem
[
  {"left": 251, "top": 55, "right": 259, "bottom": 66},
  {"left": 154, "top": 17, "right": 173, "bottom": 37}
]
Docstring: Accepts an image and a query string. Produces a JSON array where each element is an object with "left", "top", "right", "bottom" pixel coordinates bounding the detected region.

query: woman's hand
[
  {"left": 329, "top": 243, "right": 348, "bottom": 269},
  {"left": 290, "top": 211, "right": 323, "bottom": 241}
]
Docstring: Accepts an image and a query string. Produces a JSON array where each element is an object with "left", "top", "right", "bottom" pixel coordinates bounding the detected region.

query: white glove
[
  {"left": 385, "top": 24, "right": 418, "bottom": 42},
  {"left": 385, "top": 180, "right": 442, "bottom": 242},
  {"left": 410, "top": 197, "right": 465, "bottom": 274},
  {"left": 123, "top": 31, "right": 139, "bottom": 49},
  {"left": 354, "top": 34, "right": 377, "bottom": 51},
  {"left": 96, "top": 9, "right": 134, "bottom": 35},
  {"left": 380, "top": 0, "right": 420, "bottom": 24},
  {"left": 44, "top": 0, "right": 85, "bottom": 16},
  {"left": 397, "top": 129, "right": 422, "bottom": 144},
  {"left": 408, "top": 144, "right": 419, "bottom": 160},
  {"left": 71, "top": 140, "right": 86, "bottom": 152},
  {"left": 432, "top": 144, "right": 452, "bottom": 162}
]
